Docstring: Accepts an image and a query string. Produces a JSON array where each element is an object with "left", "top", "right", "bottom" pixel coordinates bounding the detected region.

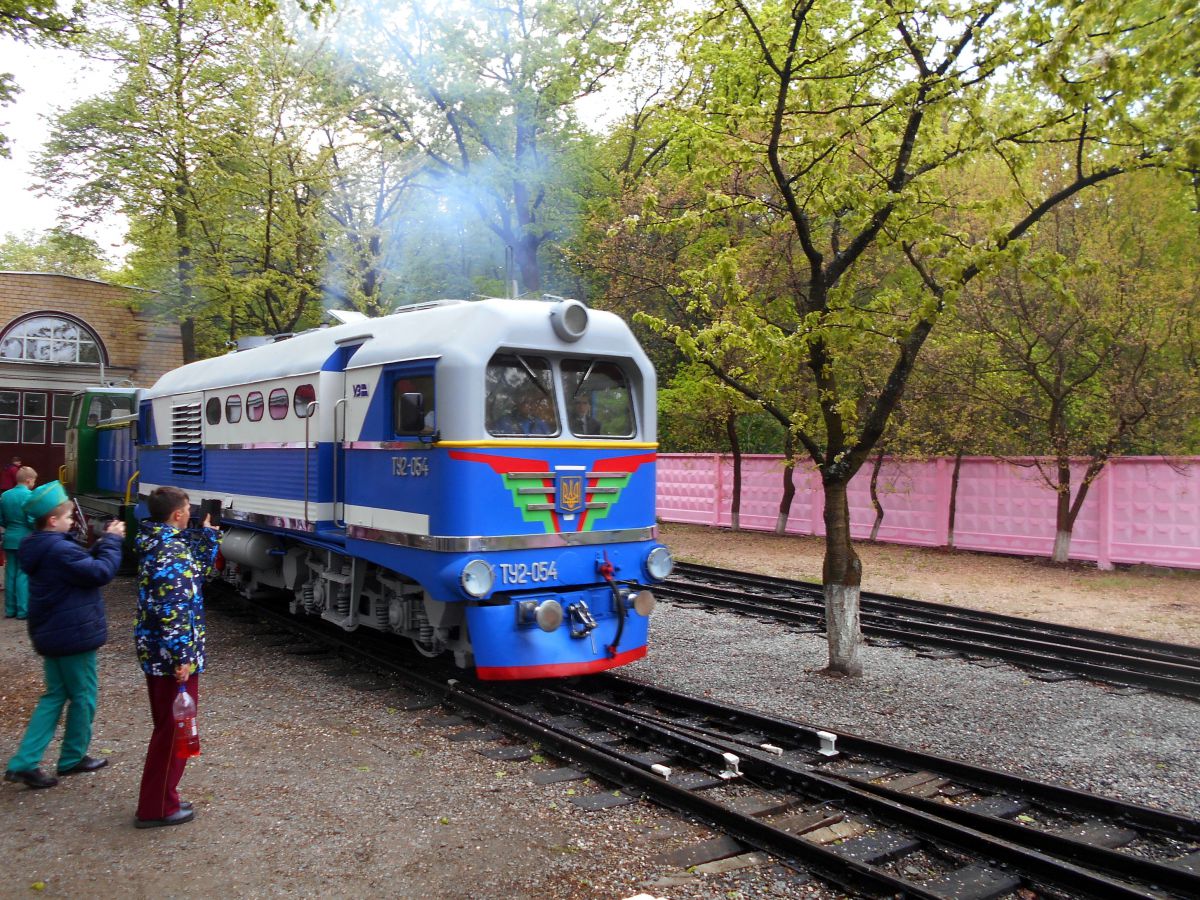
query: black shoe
[
  {"left": 180, "top": 800, "right": 194, "bottom": 812},
  {"left": 4, "top": 768, "right": 58, "bottom": 789},
  {"left": 57, "top": 756, "right": 108, "bottom": 776},
  {"left": 135, "top": 808, "right": 195, "bottom": 829}
]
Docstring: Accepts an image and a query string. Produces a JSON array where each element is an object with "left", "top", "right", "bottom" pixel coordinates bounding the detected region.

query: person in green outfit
[
  {"left": 4, "top": 481, "right": 125, "bottom": 790},
  {"left": 2, "top": 466, "right": 37, "bottom": 619}
]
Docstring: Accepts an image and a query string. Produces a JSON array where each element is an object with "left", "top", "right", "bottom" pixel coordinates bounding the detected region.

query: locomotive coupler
[{"left": 566, "top": 600, "right": 597, "bottom": 638}]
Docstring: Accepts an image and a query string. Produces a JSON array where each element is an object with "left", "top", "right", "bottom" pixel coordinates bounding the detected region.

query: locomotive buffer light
[
  {"left": 460, "top": 559, "right": 495, "bottom": 598},
  {"left": 645, "top": 546, "right": 674, "bottom": 581}
]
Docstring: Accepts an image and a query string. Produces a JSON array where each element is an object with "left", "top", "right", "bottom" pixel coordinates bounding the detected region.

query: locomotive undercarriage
[{"left": 220, "top": 530, "right": 473, "bottom": 669}]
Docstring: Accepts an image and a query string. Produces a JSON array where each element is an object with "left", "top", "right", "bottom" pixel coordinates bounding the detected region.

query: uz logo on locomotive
[{"left": 352, "top": 383, "right": 369, "bottom": 397}]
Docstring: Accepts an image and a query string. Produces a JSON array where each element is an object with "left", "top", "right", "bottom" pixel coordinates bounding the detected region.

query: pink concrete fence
[{"left": 657, "top": 455, "right": 1200, "bottom": 570}]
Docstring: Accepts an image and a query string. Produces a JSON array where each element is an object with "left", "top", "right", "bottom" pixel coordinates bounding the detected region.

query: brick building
[{"left": 0, "top": 272, "right": 183, "bottom": 480}]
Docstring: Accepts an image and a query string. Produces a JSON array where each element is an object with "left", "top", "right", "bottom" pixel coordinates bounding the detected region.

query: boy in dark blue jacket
[{"left": 3, "top": 482, "right": 125, "bottom": 789}]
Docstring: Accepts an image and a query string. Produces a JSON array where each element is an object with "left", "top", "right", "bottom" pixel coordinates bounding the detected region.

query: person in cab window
[
  {"left": 499, "top": 387, "right": 554, "bottom": 436},
  {"left": 570, "top": 396, "right": 602, "bottom": 435}
]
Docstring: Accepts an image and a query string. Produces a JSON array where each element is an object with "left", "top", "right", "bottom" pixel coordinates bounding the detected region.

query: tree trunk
[
  {"left": 1052, "top": 529, "right": 1072, "bottom": 564},
  {"left": 726, "top": 413, "right": 742, "bottom": 532},
  {"left": 775, "top": 433, "right": 797, "bottom": 534},
  {"left": 180, "top": 317, "right": 196, "bottom": 365},
  {"left": 947, "top": 448, "right": 964, "bottom": 549},
  {"left": 868, "top": 450, "right": 885, "bottom": 541},
  {"left": 516, "top": 236, "right": 541, "bottom": 294},
  {"left": 1051, "top": 457, "right": 1073, "bottom": 563},
  {"left": 822, "top": 479, "right": 863, "bottom": 676}
]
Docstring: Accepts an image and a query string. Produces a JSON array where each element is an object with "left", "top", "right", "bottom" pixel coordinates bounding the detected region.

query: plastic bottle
[{"left": 172, "top": 683, "right": 201, "bottom": 759}]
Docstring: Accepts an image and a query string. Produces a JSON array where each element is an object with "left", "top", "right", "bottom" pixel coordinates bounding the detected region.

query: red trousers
[{"left": 136, "top": 673, "right": 198, "bottom": 820}]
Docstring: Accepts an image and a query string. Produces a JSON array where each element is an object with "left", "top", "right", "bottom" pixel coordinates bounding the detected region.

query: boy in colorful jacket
[
  {"left": 133, "top": 486, "right": 220, "bottom": 829},
  {"left": 4, "top": 481, "right": 125, "bottom": 789}
]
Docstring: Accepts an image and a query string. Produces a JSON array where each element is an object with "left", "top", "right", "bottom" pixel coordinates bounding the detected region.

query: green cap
[{"left": 25, "top": 480, "right": 70, "bottom": 520}]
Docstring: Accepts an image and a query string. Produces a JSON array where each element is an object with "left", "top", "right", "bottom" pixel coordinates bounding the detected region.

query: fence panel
[{"left": 656, "top": 454, "right": 1200, "bottom": 570}]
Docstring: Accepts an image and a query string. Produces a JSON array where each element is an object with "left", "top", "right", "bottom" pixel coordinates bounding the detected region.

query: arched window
[{"left": 0, "top": 313, "right": 106, "bottom": 365}]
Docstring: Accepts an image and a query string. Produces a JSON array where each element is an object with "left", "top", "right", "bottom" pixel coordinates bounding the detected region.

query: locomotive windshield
[
  {"left": 486, "top": 354, "right": 560, "bottom": 437},
  {"left": 561, "top": 359, "right": 635, "bottom": 438}
]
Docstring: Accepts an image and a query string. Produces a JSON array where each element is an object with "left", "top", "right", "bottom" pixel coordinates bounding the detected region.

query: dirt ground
[{"left": 660, "top": 523, "right": 1200, "bottom": 647}]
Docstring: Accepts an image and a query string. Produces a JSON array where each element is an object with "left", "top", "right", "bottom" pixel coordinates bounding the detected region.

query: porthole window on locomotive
[
  {"left": 294, "top": 383, "right": 316, "bottom": 418},
  {"left": 485, "top": 354, "right": 560, "bottom": 437},
  {"left": 225, "top": 395, "right": 242, "bottom": 423},
  {"left": 205, "top": 397, "right": 221, "bottom": 425},
  {"left": 268, "top": 388, "right": 289, "bottom": 420},
  {"left": 560, "top": 359, "right": 636, "bottom": 438},
  {"left": 246, "top": 391, "right": 264, "bottom": 422},
  {"left": 392, "top": 376, "right": 434, "bottom": 434}
]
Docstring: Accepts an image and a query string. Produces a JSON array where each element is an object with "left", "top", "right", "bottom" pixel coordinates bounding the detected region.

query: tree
[
  {"left": 962, "top": 169, "right": 1200, "bottom": 562},
  {"left": 334, "top": 0, "right": 665, "bottom": 295},
  {"left": 37, "top": 0, "right": 261, "bottom": 361},
  {"left": 0, "top": 1, "right": 81, "bottom": 155},
  {"left": 617, "top": 0, "right": 1199, "bottom": 674},
  {"left": 0, "top": 227, "right": 111, "bottom": 279}
]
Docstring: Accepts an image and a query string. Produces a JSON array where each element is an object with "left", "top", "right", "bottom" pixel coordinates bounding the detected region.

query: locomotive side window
[
  {"left": 85, "top": 394, "right": 133, "bottom": 427},
  {"left": 269, "top": 388, "right": 289, "bottom": 420},
  {"left": 246, "top": 391, "right": 264, "bottom": 422},
  {"left": 205, "top": 397, "right": 222, "bottom": 425},
  {"left": 226, "top": 395, "right": 242, "bottom": 423},
  {"left": 392, "top": 376, "right": 434, "bottom": 435},
  {"left": 561, "top": 360, "right": 636, "bottom": 438},
  {"left": 486, "top": 354, "right": 559, "bottom": 437},
  {"left": 294, "top": 383, "right": 316, "bottom": 418}
]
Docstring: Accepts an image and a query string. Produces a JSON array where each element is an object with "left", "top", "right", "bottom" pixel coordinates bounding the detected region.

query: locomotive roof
[{"left": 143, "top": 298, "right": 646, "bottom": 397}]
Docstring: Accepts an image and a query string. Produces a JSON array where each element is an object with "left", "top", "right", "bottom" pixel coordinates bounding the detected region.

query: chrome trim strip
[
  {"left": 345, "top": 525, "right": 658, "bottom": 552},
  {"left": 144, "top": 443, "right": 316, "bottom": 451},
  {"left": 527, "top": 502, "right": 609, "bottom": 511},
  {"left": 223, "top": 508, "right": 316, "bottom": 533},
  {"left": 346, "top": 440, "right": 437, "bottom": 450},
  {"left": 206, "top": 442, "right": 314, "bottom": 450}
]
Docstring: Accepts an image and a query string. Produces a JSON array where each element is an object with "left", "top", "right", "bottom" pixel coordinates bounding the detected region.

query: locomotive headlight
[
  {"left": 549, "top": 299, "right": 588, "bottom": 342},
  {"left": 645, "top": 546, "right": 674, "bottom": 581},
  {"left": 460, "top": 559, "right": 495, "bottom": 598}
]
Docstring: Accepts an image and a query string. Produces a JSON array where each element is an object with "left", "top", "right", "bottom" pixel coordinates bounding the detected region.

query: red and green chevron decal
[{"left": 448, "top": 450, "right": 655, "bottom": 534}]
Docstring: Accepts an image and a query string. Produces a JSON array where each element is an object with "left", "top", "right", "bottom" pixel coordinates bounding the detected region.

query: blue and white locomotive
[{"left": 127, "top": 297, "right": 671, "bottom": 679}]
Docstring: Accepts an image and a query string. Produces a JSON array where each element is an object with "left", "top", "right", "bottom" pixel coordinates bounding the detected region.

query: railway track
[
  {"left": 207, "top": 584, "right": 1200, "bottom": 899},
  {"left": 662, "top": 562, "right": 1200, "bottom": 700}
]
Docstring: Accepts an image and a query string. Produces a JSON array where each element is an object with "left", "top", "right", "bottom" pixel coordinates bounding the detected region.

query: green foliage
[
  {"left": 595, "top": 0, "right": 1199, "bottom": 483},
  {"left": 0, "top": 1, "right": 82, "bottom": 155},
  {"left": 0, "top": 228, "right": 111, "bottom": 280}
]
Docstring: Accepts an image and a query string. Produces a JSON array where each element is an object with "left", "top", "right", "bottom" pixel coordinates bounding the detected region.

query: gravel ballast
[{"left": 626, "top": 601, "right": 1200, "bottom": 819}]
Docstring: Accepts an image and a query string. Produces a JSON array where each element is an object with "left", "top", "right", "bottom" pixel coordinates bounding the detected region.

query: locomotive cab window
[
  {"left": 561, "top": 359, "right": 636, "bottom": 438},
  {"left": 86, "top": 394, "right": 133, "bottom": 427},
  {"left": 392, "top": 376, "right": 434, "bottom": 435},
  {"left": 486, "top": 354, "right": 559, "bottom": 437}
]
